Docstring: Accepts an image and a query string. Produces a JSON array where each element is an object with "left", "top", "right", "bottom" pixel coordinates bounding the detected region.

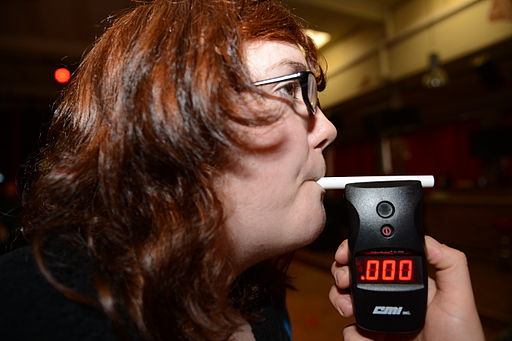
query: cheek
[
  {"left": 216, "top": 117, "right": 319, "bottom": 264},
  {"left": 218, "top": 153, "right": 324, "bottom": 252},
  {"left": 223, "top": 117, "right": 312, "bottom": 217},
  {"left": 222, "top": 153, "right": 300, "bottom": 213}
]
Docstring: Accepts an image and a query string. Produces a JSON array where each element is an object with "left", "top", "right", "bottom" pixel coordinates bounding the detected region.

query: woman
[{"left": 0, "top": 0, "right": 484, "bottom": 340}]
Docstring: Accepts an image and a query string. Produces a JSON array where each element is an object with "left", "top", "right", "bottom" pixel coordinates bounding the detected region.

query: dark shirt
[
  {"left": 0, "top": 246, "right": 291, "bottom": 341},
  {"left": 0, "top": 246, "right": 118, "bottom": 341}
]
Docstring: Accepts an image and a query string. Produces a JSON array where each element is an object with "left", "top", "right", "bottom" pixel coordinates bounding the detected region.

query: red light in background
[{"left": 54, "top": 67, "right": 71, "bottom": 84}]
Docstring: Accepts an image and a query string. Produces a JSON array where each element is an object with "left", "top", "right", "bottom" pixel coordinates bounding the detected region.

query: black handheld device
[{"left": 345, "top": 180, "right": 427, "bottom": 333}]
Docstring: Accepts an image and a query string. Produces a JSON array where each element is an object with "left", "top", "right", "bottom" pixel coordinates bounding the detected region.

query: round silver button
[{"left": 377, "top": 201, "right": 395, "bottom": 218}]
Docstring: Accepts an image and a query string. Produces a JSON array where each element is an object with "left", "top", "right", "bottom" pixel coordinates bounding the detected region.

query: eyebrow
[{"left": 267, "top": 59, "right": 308, "bottom": 74}]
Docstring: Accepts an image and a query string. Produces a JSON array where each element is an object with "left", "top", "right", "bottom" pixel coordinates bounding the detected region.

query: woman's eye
[{"left": 276, "top": 81, "right": 300, "bottom": 99}]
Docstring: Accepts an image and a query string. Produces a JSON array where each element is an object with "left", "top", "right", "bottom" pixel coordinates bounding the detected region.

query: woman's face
[{"left": 218, "top": 40, "right": 337, "bottom": 272}]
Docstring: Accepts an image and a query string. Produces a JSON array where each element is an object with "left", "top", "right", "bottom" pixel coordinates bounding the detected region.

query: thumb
[
  {"left": 424, "top": 236, "right": 483, "bottom": 329},
  {"left": 425, "top": 235, "right": 472, "bottom": 300}
]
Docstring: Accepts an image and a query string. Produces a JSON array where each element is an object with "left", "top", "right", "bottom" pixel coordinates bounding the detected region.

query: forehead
[{"left": 243, "top": 40, "right": 308, "bottom": 80}]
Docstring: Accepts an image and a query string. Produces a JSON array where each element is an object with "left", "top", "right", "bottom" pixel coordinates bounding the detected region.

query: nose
[{"left": 309, "top": 107, "right": 337, "bottom": 150}]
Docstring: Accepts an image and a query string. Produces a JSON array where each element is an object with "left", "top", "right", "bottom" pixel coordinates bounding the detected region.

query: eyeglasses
[{"left": 253, "top": 71, "right": 318, "bottom": 115}]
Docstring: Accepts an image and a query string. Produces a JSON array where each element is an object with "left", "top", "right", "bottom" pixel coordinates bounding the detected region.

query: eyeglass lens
[{"left": 307, "top": 73, "right": 317, "bottom": 113}]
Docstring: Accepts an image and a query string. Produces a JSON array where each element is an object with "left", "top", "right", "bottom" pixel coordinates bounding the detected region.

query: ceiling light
[
  {"left": 305, "top": 29, "right": 331, "bottom": 49},
  {"left": 422, "top": 53, "right": 449, "bottom": 88}
]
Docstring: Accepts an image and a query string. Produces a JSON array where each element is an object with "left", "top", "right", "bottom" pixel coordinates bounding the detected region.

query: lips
[
  {"left": 306, "top": 175, "right": 326, "bottom": 191},
  {"left": 309, "top": 170, "right": 326, "bottom": 183},
  {"left": 305, "top": 159, "right": 326, "bottom": 183},
  {"left": 305, "top": 175, "right": 324, "bottom": 183}
]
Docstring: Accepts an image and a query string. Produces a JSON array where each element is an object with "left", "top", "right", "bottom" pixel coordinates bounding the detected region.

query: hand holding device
[
  {"left": 327, "top": 176, "right": 485, "bottom": 340},
  {"left": 331, "top": 236, "right": 486, "bottom": 341}
]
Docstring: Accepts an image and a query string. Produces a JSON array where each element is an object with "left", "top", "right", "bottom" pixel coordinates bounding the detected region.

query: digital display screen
[{"left": 355, "top": 253, "right": 423, "bottom": 284}]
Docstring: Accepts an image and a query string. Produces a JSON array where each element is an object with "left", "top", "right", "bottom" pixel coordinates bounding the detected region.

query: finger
[
  {"left": 426, "top": 276, "right": 437, "bottom": 306},
  {"left": 331, "top": 264, "right": 350, "bottom": 290},
  {"left": 329, "top": 285, "right": 353, "bottom": 317},
  {"left": 334, "top": 239, "right": 349, "bottom": 265},
  {"left": 425, "top": 235, "right": 468, "bottom": 273},
  {"left": 343, "top": 324, "right": 373, "bottom": 341},
  {"left": 344, "top": 325, "right": 419, "bottom": 341},
  {"left": 424, "top": 235, "right": 484, "bottom": 339},
  {"left": 424, "top": 235, "right": 471, "bottom": 295}
]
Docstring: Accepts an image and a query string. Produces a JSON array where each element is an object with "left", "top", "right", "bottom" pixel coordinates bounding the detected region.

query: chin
[{"left": 297, "top": 209, "right": 327, "bottom": 249}]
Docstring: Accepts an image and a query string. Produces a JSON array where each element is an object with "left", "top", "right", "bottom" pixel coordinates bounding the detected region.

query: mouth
[
  {"left": 309, "top": 177, "right": 326, "bottom": 193},
  {"left": 304, "top": 176, "right": 324, "bottom": 185},
  {"left": 305, "top": 162, "right": 327, "bottom": 186},
  {"left": 312, "top": 172, "right": 326, "bottom": 183}
]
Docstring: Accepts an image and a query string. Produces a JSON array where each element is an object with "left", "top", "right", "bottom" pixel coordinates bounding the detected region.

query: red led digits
[
  {"left": 399, "top": 259, "right": 413, "bottom": 281},
  {"left": 358, "top": 257, "right": 417, "bottom": 283},
  {"left": 382, "top": 260, "right": 396, "bottom": 281},
  {"left": 366, "top": 260, "right": 379, "bottom": 280}
]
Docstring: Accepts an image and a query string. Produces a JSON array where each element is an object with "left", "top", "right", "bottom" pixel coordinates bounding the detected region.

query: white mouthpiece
[{"left": 317, "top": 175, "right": 435, "bottom": 189}]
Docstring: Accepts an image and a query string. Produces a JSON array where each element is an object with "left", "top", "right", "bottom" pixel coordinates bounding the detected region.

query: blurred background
[{"left": 1, "top": 0, "right": 511, "bottom": 339}]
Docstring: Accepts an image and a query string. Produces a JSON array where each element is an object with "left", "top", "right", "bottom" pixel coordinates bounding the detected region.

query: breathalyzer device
[{"left": 317, "top": 176, "right": 432, "bottom": 333}]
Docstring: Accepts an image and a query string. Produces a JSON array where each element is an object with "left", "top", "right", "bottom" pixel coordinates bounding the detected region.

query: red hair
[{"left": 22, "top": 1, "right": 324, "bottom": 340}]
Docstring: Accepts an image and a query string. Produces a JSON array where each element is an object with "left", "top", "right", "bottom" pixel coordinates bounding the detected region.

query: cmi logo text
[{"left": 372, "top": 306, "right": 411, "bottom": 315}]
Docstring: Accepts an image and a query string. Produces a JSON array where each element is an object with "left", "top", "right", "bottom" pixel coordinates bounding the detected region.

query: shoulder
[
  {"left": 250, "top": 291, "right": 292, "bottom": 341},
  {"left": 0, "top": 246, "right": 44, "bottom": 299},
  {"left": 0, "top": 246, "right": 118, "bottom": 341}
]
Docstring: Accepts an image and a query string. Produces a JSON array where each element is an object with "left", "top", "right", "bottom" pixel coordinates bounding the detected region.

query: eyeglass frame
[{"left": 253, "top": 71, "right": 318, "bottom": 116}]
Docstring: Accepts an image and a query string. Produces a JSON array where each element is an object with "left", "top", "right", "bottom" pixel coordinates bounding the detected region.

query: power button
[{"left": 381, "top": 225, "right": 394, "bottom": 237}]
